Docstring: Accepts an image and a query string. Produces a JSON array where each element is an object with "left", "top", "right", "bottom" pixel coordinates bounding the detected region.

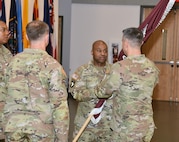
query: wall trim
[{"left": 72, "top": 0, "right": 158, "bottom": 6}]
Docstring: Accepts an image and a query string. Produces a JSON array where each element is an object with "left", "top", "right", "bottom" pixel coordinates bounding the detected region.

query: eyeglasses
[{"left": 0, "top": 27, "right": 9, "bottom": 32}]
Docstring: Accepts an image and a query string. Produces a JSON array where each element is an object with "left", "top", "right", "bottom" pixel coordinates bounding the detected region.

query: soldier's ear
[
  {"left": 91, "top": 50, "right": 93, "bottom": 55},
  {"left": 25, "top": 34, "right": 29, "bottom": 41}
]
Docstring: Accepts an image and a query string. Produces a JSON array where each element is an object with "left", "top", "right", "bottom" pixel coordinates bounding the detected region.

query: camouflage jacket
[
  {"left": 0, "top": 45, "right": 12, "bottom": 102},
  {"left": 0, "top": 45, "right": 12, "bottom": 139},
  {"left": 95, "top": 54, "right": 159, "bottom": 131},
  {"left": 3, "top": 49, "right": 69, "bottom": 142},
  {"left": 69, "top": 60, "right": 113, "bottom": 129}
]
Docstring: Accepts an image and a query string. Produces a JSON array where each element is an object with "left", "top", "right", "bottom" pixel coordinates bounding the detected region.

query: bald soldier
[
  {"left": 95, "top": 27, "right": 159, "bottom": 142},
  {"left": 0, "top": 20, "right": 12, "bottom": 140},
  {"left": 3, "top": 20, "right": 69, "bottom": 142},
  {"left": 69, "top": 40, "right": 113, "bottom": 141}
]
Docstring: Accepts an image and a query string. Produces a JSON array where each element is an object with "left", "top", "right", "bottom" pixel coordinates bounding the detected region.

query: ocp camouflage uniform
[
  {"left": 0, "top": 45, "right": 13, "bottom": 139},
  {"left": 69, "top": 60, "right": 113, "bottom": 142},
  {"left": 3, "top": 49, "right": 69, "bottom": 142},
  {"left": 95, "top": 55, "right": 159, "bottom": 142}
]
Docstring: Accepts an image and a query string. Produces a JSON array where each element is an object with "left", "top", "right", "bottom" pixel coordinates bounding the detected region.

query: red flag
[
  {"left": 139, "top": 0, "right": 175, "bottom": 42},
  {"left": 33, "top": 0, "right": 39, "bottom": 20},
  {"left": 118, "top": 0, "right": 175, "bottom": 61},
  {"left": 93, "top": 99, "right": 106, "bottom": 118},
  {"left": 90, "top": 99, "right": 106, "bottom": 124},
  {"left": 118, "top": 50, "right": 125, "bottom": 61}
]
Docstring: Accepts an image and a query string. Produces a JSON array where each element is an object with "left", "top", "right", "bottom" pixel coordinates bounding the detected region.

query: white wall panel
[{"left": 70, "top": 4, "right": 140, "bottom": 75}]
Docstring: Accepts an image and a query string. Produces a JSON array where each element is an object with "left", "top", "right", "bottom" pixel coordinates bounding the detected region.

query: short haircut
[
  {"left": 122, "top": 27, "right": 143, "bottom": 47},
  {"left": 92, "top": 40, "right": 108, "bottom": 50},
  {"left": 26, "top": 20, "right": 49, "bottom": 41}
]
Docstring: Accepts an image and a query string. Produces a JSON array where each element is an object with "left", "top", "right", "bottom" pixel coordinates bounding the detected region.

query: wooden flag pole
[{"left": 72, "top": 114, "right": 93, "bottom": 142}]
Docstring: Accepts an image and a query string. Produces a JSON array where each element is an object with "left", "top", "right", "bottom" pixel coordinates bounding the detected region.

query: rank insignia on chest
[{"left": 70, "top": 73, "right": 79, "bottom": 88}]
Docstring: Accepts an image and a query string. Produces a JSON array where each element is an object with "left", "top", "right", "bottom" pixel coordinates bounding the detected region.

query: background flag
[
  {"left": 138, "top": 0, "right": 175, "bottom": 41},
  {"left": 8, "top": 0, "right": 18, "bottom": 55},
  {"left": 33, "top": 0, "right": 39, "bottom": 20},
  {"left": 118, "top": 0, "right": 175, "bottom": 61},
  {"left": 16, "top": 0, "right": 23, "bottom": 53},
  {"left": 22, "top": 0, "right": 29, "bottom": 48},
  {"left": 43, "top": 0, "right": 53, "bottom": 56}
]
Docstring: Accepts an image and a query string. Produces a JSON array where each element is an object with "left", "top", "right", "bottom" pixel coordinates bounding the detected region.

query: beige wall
[{"left": 70, "top": 4, "right": 140, "bottom": 75}]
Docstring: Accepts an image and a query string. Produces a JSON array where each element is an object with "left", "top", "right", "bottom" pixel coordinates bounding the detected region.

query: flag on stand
[
  {"left": 49, "top": 0, "right": 57, "bottom": 59},
  {"left": 138, "top": 0, "right": 175, "bottom": 41},
  {"left": 0, "top": 0, "right": 6, "bottom": 22},
  {"left": 22, "top": 0, "right": 29, "bottom": 48},
  {"left": 118, "top": 0, "right": 175, "bottom": 61},
  {"left": 43, "top": 0, "right": 53, "bottom": 56},
  {"left": 33, "top": 0, "right": 39, "bottom": 20},
  {"left": 16, "top": 0, "right": 23, "bottom": 53},
  {"left": 8, "top": 0, "right": 18, "bottom": 55}
]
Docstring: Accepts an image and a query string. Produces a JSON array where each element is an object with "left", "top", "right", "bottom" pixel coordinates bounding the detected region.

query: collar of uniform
[
  {"left": 23, "top": 48, "right": 48, "bottom": 54},
  {"left": 126, "top": 54, "right": 145, "bottom": 59},
  {"left": 89, "top": 60, "right": 111, "bottom": 74}
]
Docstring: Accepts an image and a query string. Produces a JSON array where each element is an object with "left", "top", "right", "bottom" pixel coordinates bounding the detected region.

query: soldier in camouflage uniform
[
  {"left": 3, "top": 20, "right": 69, "bottom": 142},
  {"left": 69, "top": 40, "right": 113, "bottom": 142},
  {"left": 0, "top": 20, "right": 12, "bottom": 140},
  {"left": 95, "top": 28, "right": 159, "bottom": 142}
]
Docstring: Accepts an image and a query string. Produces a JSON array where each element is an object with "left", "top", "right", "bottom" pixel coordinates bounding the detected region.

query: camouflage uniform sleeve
[
  {"left": 153, "top": 65, "right": 160, "bottom": 86},
  {"left": 95, "top": 63, "right": 122, "bottom": 98},
  {"left": 69, "top": 66, "right": 97, "bottom": 101},
  {"left": 0, "top": 47, "right": 13, "bottom": 139},
  {"left": 49, "top": 67, "right": 69, "bottom": 142},
  {"left": 2, "top": 46, "right": 13, "bottom": 58}
]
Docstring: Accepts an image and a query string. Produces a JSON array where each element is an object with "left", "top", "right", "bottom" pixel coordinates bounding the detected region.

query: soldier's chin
[
  {"left": 2, "top": 41, "right": 8, "bottom": 44},
  {"left": 98, "top": 59, "right": 106, "bottom": 64},
  {"left": 4, "top": 39, "right": 8, "bottom": 43}
]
